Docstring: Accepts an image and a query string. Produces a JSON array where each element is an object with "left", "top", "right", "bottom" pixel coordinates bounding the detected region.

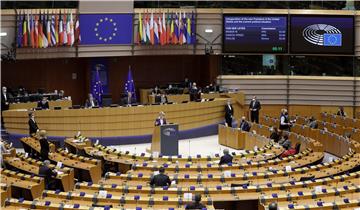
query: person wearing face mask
[
  {"left": 279, "top": 109, "right": 292, "bottom": 131},
  {"left": 249, "top": 96, "right": 261, "bottom": 124},
  {"left": 239, "top": 116, "right": 251, "bottom": 132}
]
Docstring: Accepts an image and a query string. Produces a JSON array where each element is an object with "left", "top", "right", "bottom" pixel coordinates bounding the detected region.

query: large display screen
[
  {"left": 290, "top": 15, "right": 354, "bottom": 54},
  {"left": 223, "top": 15, "right": 288, "bottom": 53}
]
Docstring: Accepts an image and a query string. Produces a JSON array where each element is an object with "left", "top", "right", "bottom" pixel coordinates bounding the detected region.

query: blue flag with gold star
[
  {"left": 92, "top": 69, "right": 104, "bottom": 104},
  {"left": 79, "top": 14, "right": 132, "bottom": 45},
  {"left": 125, "top": 66, "right": 136, "bottom": 102}
]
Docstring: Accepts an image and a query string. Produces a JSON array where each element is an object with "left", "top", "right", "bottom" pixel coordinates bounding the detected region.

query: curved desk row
[
  {"left": 3, "top": 95, "right": 245, "bottom": 145},
  {"left": 8, "top": 100, "right": 72, "bottom": 110}
]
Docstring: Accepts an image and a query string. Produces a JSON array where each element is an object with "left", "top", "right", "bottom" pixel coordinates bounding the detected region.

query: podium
[
  {"left": 151, "top": 124, "right": 179, "bottom": 156},
  {"left": 218, "top": 124, "right": 267, "bottom": 150}
]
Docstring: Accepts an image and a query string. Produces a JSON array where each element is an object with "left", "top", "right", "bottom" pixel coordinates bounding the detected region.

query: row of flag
[
  {"left": 137, "top": 11, "right": 196, "bottom": 45},
  {"left": 17, "top": 10, "right": 81, "bottom": 48}
]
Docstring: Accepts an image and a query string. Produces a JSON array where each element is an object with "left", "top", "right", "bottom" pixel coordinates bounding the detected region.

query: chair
[{"left": 295, "top": 143, "right": 301, "bottom": 154}]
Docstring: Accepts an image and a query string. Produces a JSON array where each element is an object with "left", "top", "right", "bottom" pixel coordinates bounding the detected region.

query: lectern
[{"left": 151, "top": 124, "right": 179, "bottom": 156}]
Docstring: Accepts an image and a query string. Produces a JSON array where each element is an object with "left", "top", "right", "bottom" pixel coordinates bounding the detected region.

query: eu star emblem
[{"left": 79, "top": 14, "right": 133, "bottom": 45}]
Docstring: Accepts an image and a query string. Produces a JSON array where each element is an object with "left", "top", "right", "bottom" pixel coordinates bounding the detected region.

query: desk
[
  {"left": 64, "top": 138, "right": 92, "bottom": 155},
  {"left": 219, "top": 125, "right": 269, "bottom": 150},
  {"left": 9, "top": 100, "right": 72, "bottom": 110},
  {"left": 4, "top": 99, "right": 236, "bottom": 138}
]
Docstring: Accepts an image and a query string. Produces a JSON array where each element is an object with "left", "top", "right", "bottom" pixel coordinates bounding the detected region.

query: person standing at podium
[
  {"left": 155, "top": 111, "right": 167, "bottom": 126},
  {"left": 225, "top": 100, "right": 234, "bottom": 127}
]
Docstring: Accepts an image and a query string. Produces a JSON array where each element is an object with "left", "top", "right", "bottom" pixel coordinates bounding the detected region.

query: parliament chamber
[{"left": 1, "top": 1, "right": 360, "bottom": 210}]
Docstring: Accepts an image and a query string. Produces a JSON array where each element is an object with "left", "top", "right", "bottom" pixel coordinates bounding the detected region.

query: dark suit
[
  {"left": 219, "top": 154, "right": 233, "bottom": 165},
  {"left": 151, "top": 89, "right": 161, "bottom": 95},
  {"left": 39, "top": 165, "right": 57, "bottom": 189},
  {"left": 239, "top": 120, "right": 251, "bottom": 132},
  {"left": 185, "top": 202, "right": 206, "bottom": 210},
  {"left": 37, "top": 101, "right": 49, "bottom": 109},
  {"left": 249, "top": 100, "right": 261, "bottom": 123},
  {"left": 270, "top": 131, "right": 281, "bottom": 143},
  {"left": 189, "top": 87, "right": 200, "bottom": 101},
  {"left": 85, "top": 98, "right": 99, "bottom": 108},
  {"left": 1, "top": 93, "right": 12, "bottom": 128},
  {"left": 155, "top": 118, "right": 167, "bottom": 126},
  {"left": 225, "top": 104, "right": 234, "bottom": 127},
  {"left": 28, "top": 119, "right": 39, "bottom": 136},
  {"left": 150, "top": 173, "right": 171, "bottom": 187},
  {"left": 39, "top": 138, "right": 50, "bottom": 160},
  {"left": 337, "top": 110, "right": 345, "bottom": 117}
]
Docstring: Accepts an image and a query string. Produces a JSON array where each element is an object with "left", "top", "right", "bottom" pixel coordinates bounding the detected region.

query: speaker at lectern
[{"left": 151, "top": 124, "right": 179, "bottom": 156}]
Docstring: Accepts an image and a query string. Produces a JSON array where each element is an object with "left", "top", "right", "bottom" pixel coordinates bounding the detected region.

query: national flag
[
  {"left": 124, "top": 66, "right": 136, "bottom": 102},
  {"left": 142, "top": 12, "right": 147, "bottom": 43},
  {"left": 22, "top": 13, "right": 28, "bottom": 47},
  {"left": 47, "top": 12, "right": 51, "bottom": 46},
  {"left": 17, "top": 11, "right": 23, "bottom": 48},
  {"left": 191, "top": 12, "right": 196, "bottom": 44},
  {"left": 173, "top": 13, "right": 179, "bottom": 44},
  {"left": 74, "top": 15, "right": 81, "bottom": 45},
  {"left": 59, "top": 11, "right": 64, "bottom": 44},
  {"left": 186, "top": 13, "right": 191, "bottom": 44},
  {"left": 153, "top": 14, "right": 159, "bottom": 45},
  {"left": 178, "top": 12, "right": 183, "bottom": 44},
  {"left": 34, "top": 14, "right": 39, "bottom": 48},
  {"left": 92, "top": 69, "right": 104, "bottom": 105},
  {"left": 30, "top": 13, "right": 35, "bottom": 48},
  {"left": 166, "top": 12, "right": 171, "bottom": 44},
  {"left": 38, "top": 12, "right": 43, "bottom": 48},
  {"left": 27, "top": 12, "right": 31, "bottom": 47},
  {"left": 137, "top": 12, "right": 143, "bottom": 44},
  {"left": 55, "top": 14, "right": 59, "bottom": 45},
  {"left": 145, "top": 12, "right": 150, "bottom": 44},
  {"left": 158, "top": 14, "right": 163, "bottom": 45},
  {"left": 162, "top": 12, "right": 166, "bottom": 45},
  {"left": 63, "top": 12, "right": 68, "bottom": 45},
  {"left": 182, "top": 12, "right": 187, "bottom": 44},
  {"left": 42, "top": 13, "right": 48, "bottom": 48},
  {"left": 68, "top": 12, "right": 75, "bottom": 46},
  {"left": 50, "top": 15, "right": 56, "bottom": 46},
  {"left": 150, "top": 12, "right": 154, "bottom": 45}
]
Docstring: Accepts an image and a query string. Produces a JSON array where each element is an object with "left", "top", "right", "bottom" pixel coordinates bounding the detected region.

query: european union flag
[
  {"left": 79, "top": 14, "right": 133, "bottom": 45},
  {"left": 323, "top": 34, "right": 342, "bottom": 46},
  {"left": 125, "top": 66, "right": 136, "bottom": 102},
  {"left": 92, "top": 69, "right": 104, "bottom": 104}
]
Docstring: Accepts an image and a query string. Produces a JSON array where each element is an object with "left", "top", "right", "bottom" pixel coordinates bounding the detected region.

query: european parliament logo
[
  {"left": 302, "top": 24, "right": 342, "bottom": 47},
  {"left": 79, "top": 14, "right": 132, "bottom": 45}
]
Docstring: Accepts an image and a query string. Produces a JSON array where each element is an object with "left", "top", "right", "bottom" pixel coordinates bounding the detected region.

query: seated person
[
  {"left": 38, "top": 130, "right": 50, "bottom": 160},
  {"left": 85, "top": 93, "right": 99, "bottom": 108},
  {"left": 185, "top": 194, "right": 206, "bottom": 210},
  {"left": 59, "top": 90, "right": 65, "bottom": 99},
  {"left": 151, "top": 86, "right": 161, "bottom": 95},
  {"left": 189, "top": 83, "right": 201, "bottom": 101},
  {"left": 280, "top": 146, "right": 297, "bottom": 158},
  {"left": 337, "top": 106, "right": 346, "bottom": 117},
  {"left": 154, "top": 111, "right": 167, "bottom": 126},
  {"left": 279, "top": 134, "right": 291, "bottom": 150},
  {"left": 239, "top": 116, "right": 251, "bottom": 132},
  {"left": 39, "top": 160, "right": 57, "bottom": 190},
  {"left": 166, "top": 84, "right": 177, "bottom": 95},
  {"left": 268, "top": 202, "right": 278, "bottom": 210},
  {"left": 160, "top": 94, "right": 168, "bottom": 104},
  {"left": 308, "top": 116, "right": 318, "bottom": 129},
  {"left": 37, "top": 97, "right": 49, "bottom": 109},
  {"left": 269, "top": 126, "right": 281, "bottom": 143},
  {"left": 219, "top": 149, "right": 233, "bottom": 165},
  {"left": 150, "top": 167, "right": 171, "bottom": 187}
]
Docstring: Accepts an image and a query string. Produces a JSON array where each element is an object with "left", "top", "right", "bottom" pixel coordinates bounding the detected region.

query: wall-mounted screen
[
  {"left": 290, "top": 15, "right": 354, "bottom": 54},
  {"left": 223, "top": 15, "right": 288, "bottom": 53}
]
